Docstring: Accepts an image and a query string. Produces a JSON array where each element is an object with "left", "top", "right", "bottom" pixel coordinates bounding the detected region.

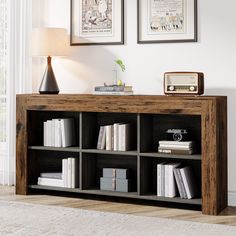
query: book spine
[
  {"left": 168, "top": 166, "right": 175, "bottom": 198},
  {"left": 180, "top": 168, "right": 191, "bottom": 199},
  {"left": 173, "top": 169, "right": 184, "bottom": 198},
  {"left": 161, "top": 164, "right": 165, "bottom": 196},
  {"left": 71, "top": 158, "right": 75, "bottom": 188},
  {"left": 97, "top": 126, "right": 104, "bottom": 149},
  {"left": 113, "top": 124, "right": 119, "bottom": 151},
  {"left": 158, "top": 148, "right": 193, "bottom": 155},
  {"left": 164, "top": 164, "right": 169, "bottom": 197},
  {"left": 68, "top": 158, "right": 72, "bottom": 188},
  {"left": 157, "top": 164, "right": 162, "bottom": 197},
  {"left": 43, "top": 122, "right": 47, "bottom": 146},
  {"left": 105, "top": 126, "right": 112, "bottom": 151},
  {"left": 177, "top": 169, "right": 187, "bottom": 198},
  {"left": 61, "top": 119, "right": 66, "bottom": 147},
  {"left": 62, "top": 159, "right": 68, "bottom": 188}
]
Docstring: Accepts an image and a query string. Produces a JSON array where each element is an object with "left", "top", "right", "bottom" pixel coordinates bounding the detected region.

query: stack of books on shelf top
[
  {"left": 37, "top": 157, "right": 78, "bottom": 188},
  {"left": 158, "top": 141, "right": 196, "bottom": 155},
  {"left": 97, "top": 123, "right": 132, "bottom": 151},
  {"left": 157, "top": 163, "right": 198, "bottom": 199},
  {"left": 93, "top": 85, "right": 133, "bottom": 95},
  {"left": 43, "top": 118, "right": 76, "bottom": 147}
]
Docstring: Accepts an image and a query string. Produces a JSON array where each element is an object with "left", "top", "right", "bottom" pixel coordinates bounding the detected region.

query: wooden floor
[{"left": 1, "top": 186, "right": 236, "bottom": 226}]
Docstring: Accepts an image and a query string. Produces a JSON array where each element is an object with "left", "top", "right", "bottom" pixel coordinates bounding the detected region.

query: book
[
  {"left": 159, "top": 141, "right": 194, "bottom": 147},
  {"left": 168, "top": 163, "right": 181, "bottom": 198},
  {"left": 67, "top": 157, "right": 73, "bottom": 188},
  {"left": 37, "top": 177, "right": 64, "bottom": 187},
  {"left": 157, "top": 162, "right": 166, "bottom": 197},
  {"left": 158, "top": 148, "right": 194, "bottom": 155},
  {"left": 97, "top": 126, "right": 106, "bottom": 150},
  {"left": 119, "top": 123, "right": 131, "bottom": 151},
  {"left": 40, "top": 172, "right": 62, "bottom": 179},
  {"left": 174, "top": 168, "right": 187, "bottom": 199},
  {"left": 105, "top": 125, "right": 113, "bottom": 150},
  {"left": 46, "top": 120, "right": 52, "bottom": 147},
  {"left": 94, "top": 85, "right": 133, "bottom": 92},
  {"left": 93, "top": 91, "right": 133, "bottom": 96},
  {"left": 61, "top": 118, "right": 76, "bottom": 147},
  {"left": 43, "top": 121, "right": 47, "bottom": 146},
  {"left": 113, "top": 123, "right": 121, "bottom": 151},
  {"left": 180, "top": 166, "right": 197, "bottom": 199},
  {"left": 62, "top": 158, "right": 68, "bottom": 187},
  {"left": 71, "top": 158, "right": 79, "bottom": 188}
]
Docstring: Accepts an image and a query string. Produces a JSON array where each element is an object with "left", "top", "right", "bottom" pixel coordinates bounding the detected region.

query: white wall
[{"left": 33, "top": 0, "right": 236, "bottom": 205}]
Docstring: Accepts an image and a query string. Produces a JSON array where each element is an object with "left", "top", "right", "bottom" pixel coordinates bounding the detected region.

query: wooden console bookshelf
[{"left": 16, "top": 94, "right": 227, "bottom": 215}]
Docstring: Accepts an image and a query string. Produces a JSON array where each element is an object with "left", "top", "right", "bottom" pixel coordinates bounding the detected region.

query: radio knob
[
  {"left": 190, "top": 86, "right": 195, "bottom": 91},
  {"left": 169, "top": 86, "right": 175, "bottom": 91}
]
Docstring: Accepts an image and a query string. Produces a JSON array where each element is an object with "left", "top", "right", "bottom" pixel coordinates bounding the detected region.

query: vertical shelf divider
[
  {"left": 137, "top": 113, "right": 141, "bottom": 196},
  {"left": 79, "top": 112, "right": 83, "bottom": 190}
]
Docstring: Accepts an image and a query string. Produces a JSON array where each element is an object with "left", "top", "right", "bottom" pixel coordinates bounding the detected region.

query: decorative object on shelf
[
  {"left": 31, "top": 28, "right": 69, "bottom": 94},
  {"left": 166, "top": 129, "right": 189, "bottom": 142},
  {"left": 70, "top": 0, "right": 124, "bottom": 45},
  {"left": 138, "top": 0, "right": 197, "bottom": 44},
  {"left": 113, "top": 59, "right": 126, "bottom": 85},
  {"left": 93, "top": 84, "right": 133, "bottom": 95},
  {"left": 164, "top": 72, "right": 204, "bottom": 95}
]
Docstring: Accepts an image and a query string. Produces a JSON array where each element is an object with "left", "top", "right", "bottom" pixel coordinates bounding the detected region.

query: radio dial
[
  {"left": 169, "top": 86, "right": 175, "bottom": 91},
  {"left": 190, "top": 86, "right": 195, "bottom": 91}
]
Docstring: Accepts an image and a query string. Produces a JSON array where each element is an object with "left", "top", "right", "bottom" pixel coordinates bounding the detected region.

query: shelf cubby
[
  {"left": 140, "top": 114, "right": 202, "bottom": 154},
  {"left": 81, "top": 112, "right": 137, "bottom": 151},
  {"left": 27, "top": 110, "right": 80, "bottom": 148},
  {"left": 81, "top": 153, "right": 138, "bottom": 193}
]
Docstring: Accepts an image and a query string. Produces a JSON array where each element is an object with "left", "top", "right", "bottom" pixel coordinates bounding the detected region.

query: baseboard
[{"left": 228, "top": 191, "right": 236, "bottom": 206}]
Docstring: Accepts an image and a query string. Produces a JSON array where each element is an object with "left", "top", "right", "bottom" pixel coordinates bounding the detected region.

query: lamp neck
[{"left": 47, "top": 56, "right": 52, "bottom": 66}]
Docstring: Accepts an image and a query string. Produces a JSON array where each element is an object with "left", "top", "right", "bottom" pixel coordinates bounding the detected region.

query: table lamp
[{"left": 32, "top": 28, "right": 68, "bottom": 94}]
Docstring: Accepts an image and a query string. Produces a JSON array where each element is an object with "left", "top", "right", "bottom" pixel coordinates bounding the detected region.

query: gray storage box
[
  {"left": 116, "top": 179, "right": 131, "bottom": 192},
  {"left": 100, "top": 177, "right": 116, "bottom": 191},
  {"left": 116, "top": 169, "right": 130, "bottom": 179},
  {"left": 103, "top": 168, "right": 116, "bottom": 178}
]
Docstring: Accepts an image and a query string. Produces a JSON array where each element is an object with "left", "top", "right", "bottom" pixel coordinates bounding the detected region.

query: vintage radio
[{"left": 164, "top": 72, "right": 204, "bottom": 95}]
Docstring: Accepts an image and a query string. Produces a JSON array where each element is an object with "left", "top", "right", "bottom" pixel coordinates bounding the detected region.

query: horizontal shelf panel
[
  {"left": 28, "top": 185, "right": 201, "bottom": 205},
  {"left": 28, "top": 146, "right": 81, "bottom": 153},
  {"left": 139, "top": 195, "right": 202, "bottom": 205},
  {"left": 28, "top": 185, "right": 80, "bottom": 193},
  {"left": 82, "top": 149, "right": 138, "bottom": 156},
  {"left": 140, "top": 152, "right": 201, "bottom": 160}
]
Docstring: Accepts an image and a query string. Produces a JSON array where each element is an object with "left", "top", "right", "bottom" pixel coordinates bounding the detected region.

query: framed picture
[
  {"left": 70, "top": 0, "right": 124, "bottom": 46},
  {"left": 138, "top": 0, "right": 197, "bottom": 44}
]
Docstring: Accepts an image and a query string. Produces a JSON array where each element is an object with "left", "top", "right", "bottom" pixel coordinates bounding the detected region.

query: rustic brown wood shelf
[{"left": 16, "top": 94, "right": 227, "bottom": 215}]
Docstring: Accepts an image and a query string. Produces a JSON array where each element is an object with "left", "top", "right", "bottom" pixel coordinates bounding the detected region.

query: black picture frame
[
  {"left": 70, "top": 0, "right": 124, "bottom": 46},
  {"left": 137, "top": 0, "right": 198, "bottom": 44}
]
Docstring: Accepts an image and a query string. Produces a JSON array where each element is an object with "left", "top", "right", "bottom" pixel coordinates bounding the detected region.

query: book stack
[
  {"left": 157, "top": 163, "right": 197, "bottom": 199},
  {"left": 93, "top": 85, "right": 133, "bottom": 95},
  {"left": 97, "top": 123, "right": 131, "bottom": 151},
  {"left": 100, "top": 168, "right": 131, "bottom": 192},
  {"left": 38, "top": 157, "right": 78, "bottom": 188},
  {"left": 43, "top": 118, "right": 76, "bottom": 147},
  {"left": 158, "top": 141, "right": 195, "bottom": 155}
]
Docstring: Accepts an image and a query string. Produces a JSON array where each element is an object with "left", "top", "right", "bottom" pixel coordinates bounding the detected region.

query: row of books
[
  {"left": 43, "top": 118, "right": 76, "bottom": 147},
  {"left": 157, "top": 163, "right": 197, "bottom": 199},
  {"left": 158, "top": 141, "right": 195, "bottom": 155},
  {"left": 97, "top": 123, "right": 131, "bottom": 151},
  {"left": 93, "top": 85, "right": 133, "bottom": 95},
  {"left": 37, "top": 157, "right": 79, "bottom": 188}
]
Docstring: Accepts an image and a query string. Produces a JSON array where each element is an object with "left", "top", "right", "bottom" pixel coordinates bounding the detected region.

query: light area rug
[{"left": 0, "top": 200, "right": 236, "bottom": 236}]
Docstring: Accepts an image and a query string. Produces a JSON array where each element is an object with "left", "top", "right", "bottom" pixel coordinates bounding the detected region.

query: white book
[
  {"left": 159, "top": 145, "right": 193, "bottom": 150},
  {"left": 40, "top": 172, "right": 62, "bottom": 179},
  {"left": 53, "top": 119, "right": 61, "bottom": 147},
  {"left": 168, "top": 163, "right": 181, "bottom": 198},
  {"left": 52, "top": 119, "right": 56, "bottom": 147},
  {"left": 105, "top": 125, "right": 113, "bottom": 151},
  {"left": 67, "top": 158, "right": 73, "bottom": 188},
  {"left": 47, "top": 120, "right": 52, "bottom": 147},
  {"left": 61, "top": 119, "right": 76, "bottom": 147},
  {"left": 62, "top": 159, "right": 68, "bottom": 187},
  {"left": 157, "top": 162, "right": 166, "bottom": 197},
  {"left": 38, "top": 177, "right": 64, "bottom": 187},
  {"left": 97, "top": 126, "right": 105, "bottom": 150},
  {"left": 43, "top": 121, "right": 47, "bottom": 146},
  {"left": 159, "top": 141, "right": 193, "bottom": 147},
  {"left": 93, "top": 91, "right": 133, "bottom": 96},
  {"left": 113, "top": 123, "right": 121, "bottom": 151},
  {"left": 180, "top": 166, "right": 196, "bottom": 199},
  {"left": 71, "top": 158, "right": 79, "bottom": 188},
  {"left": 164, "top": 164, "right": 170, "bottom": 197},
  {"left": 119, "top": 123, "right": 131, "bottom": 151}
]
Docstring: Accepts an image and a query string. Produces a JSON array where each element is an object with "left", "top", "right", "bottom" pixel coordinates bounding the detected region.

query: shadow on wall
[
  {"left": 205, "top": 88, "right": 236, "bottom": 192},
  {"left": 56, "top": 46, "right": 119, "bottom": 93}
]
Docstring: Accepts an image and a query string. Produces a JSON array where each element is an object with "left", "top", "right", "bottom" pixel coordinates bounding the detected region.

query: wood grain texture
[{"left": 16, "top": 94, "right": 228, "bottom": 215}]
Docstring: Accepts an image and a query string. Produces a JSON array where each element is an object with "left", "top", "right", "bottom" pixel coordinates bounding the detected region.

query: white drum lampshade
[{"left": 32, "top": 28, "right": 69, "bottom": 94}]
